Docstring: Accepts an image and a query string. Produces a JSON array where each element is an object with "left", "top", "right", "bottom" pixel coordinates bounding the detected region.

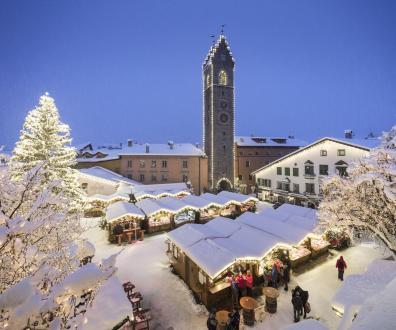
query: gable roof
[
  {"left": 252, "top": 137, "right": 378, "bottom": 175},
  {"left": 235, "top": 136, "right": 306, "bottom": 147},
  {"left": 79, "top": 166, "right": 140, "bottom": 186}
]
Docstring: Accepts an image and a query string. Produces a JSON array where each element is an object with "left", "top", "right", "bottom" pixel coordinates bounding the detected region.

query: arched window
[
  {"left": 304, "top": 160, "right": 315, "bottom": 176},
  {"left": 219, "top": 70, "right": 227, "bottom": 85}
]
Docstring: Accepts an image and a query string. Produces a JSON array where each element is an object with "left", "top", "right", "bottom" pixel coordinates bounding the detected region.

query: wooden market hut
[
  {"left": 180, "top": 195, "right": 223, "bottom": 223},
  {"left": 85, "top": 193, "right": 130, "bottom": 217},
  {"left": 131, "top": 182, "right": 191, "bottom": 202},
  {"left": 166, "top": 208, "right": 325, "bottom": 309},
  {"left": 200, "top": 193, "right": 239, "bottom": 218},
  {"left": 218, "top": 191, "right": 258, "bottom": 213},
  {"left": 136, "top": 196, "right": 198, "bottom": 233},
  {"left": 106, "top": 201, "right": 146, "bottom": 243}
]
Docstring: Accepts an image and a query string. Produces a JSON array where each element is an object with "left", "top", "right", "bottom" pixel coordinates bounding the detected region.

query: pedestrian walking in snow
[
  {"left": 336, "top": 256, "right": 347, "bottom": 281},
  {"left": 295, "top": 286, "right": 310, "bottom": 318},
  {"left": 291, "top": 289, "right": 303, "bottom": 322},
  {"left": 207, "top": 309, "right": 218, "bottom": 330},
  {"left": 271, "top": 264, "right": 278, "bottom": 289},
  {"left": 246, "top": 270, "right": 253, "bottom": 297}
]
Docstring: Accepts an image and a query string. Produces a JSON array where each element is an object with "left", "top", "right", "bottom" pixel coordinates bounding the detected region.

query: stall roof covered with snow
[
  {"left": 131, "top": 182, "right": 190, "bottom": 201},
  {"left": 106, "top": 201, "right": 145, "bottom": 223},
  {"left": 167, "top": 211, "right": 319, "bottom": 279},
  {"left": 258, "top": 204, "right": 318, "bottom": 232},
  {"left": 79, "top": 166, "right": 140, "bottom": 186},
  {"left": 135, "top": 196, "right": 196, "bottom": 217}
]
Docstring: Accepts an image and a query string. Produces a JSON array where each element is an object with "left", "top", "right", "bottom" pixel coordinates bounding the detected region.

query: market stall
[
  {"left": 106, "top": 201, "right": 146, "bottom": 243},
  {"left": 135, "top": 198, "right": 173, "bottom": 233},
  {"left": 155, "top": 196, "right": 198, "bottom": 228},
  {"left": 131, "top": 182, "right": 191, "bottom": 202},
  {"left": 200, "top": 193, "right": 238, "bottom": 218},
  {"left": 180, "top": 195, "right": 222, "bottom": 223},
  {"left": 218, "top": 191, "right": 258, "bottom": 213},
  {"left": 85, "top": 193, "right": 130, "bottom": 217}
]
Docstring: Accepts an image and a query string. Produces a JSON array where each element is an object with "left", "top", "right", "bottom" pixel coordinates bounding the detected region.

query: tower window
[{"left": 219, "top": 70, "right": 227, "bottom": 85}]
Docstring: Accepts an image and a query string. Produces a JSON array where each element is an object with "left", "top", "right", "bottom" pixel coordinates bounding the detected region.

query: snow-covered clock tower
[{"left": 203, "top": 35, "right": 235, "bottom": 191}]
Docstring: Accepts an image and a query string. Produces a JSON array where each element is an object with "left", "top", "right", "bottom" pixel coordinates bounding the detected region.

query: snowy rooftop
[
  {"left": 217, "top": 190, "right": 258, "bottom": 204},
  {"left": 135, "top": 196, "right": 196, "bottom": 216},
  {"left": 167, "top": 207, "right": 318, "bottom": 279},
  {"left": 131, "top": 182, "right": 190, "bottom": 200},
  {"left": 106, "top": 201, "right": 145, "bottom": 223},
  {"left": 258, "top": 204, "right": 318, "bottom": 232},
  {"left": 252, "top": 137, "right": 379, "bottom": 174},
  {"left": 330, "top": 137, "right": 381, "bottom": 150},
  {"left": 79, "top": 166, "right": 140, "bottom": 186},
  {"left": 235, "top": 136, "right": 307, "bottom": 147},
  {"left": 76, "top": 142, "right": 205, "bottom": 163}
]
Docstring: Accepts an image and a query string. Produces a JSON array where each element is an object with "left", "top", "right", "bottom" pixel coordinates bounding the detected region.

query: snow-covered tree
[
  {"left": 11, "top": 93, "right": 81, "bottom": 202},
  {"left": 0, "top": 163, "right": 115, "bottom": 329},
  {"left": 319, "top": 125, "right": 396, "bottom": 253}
]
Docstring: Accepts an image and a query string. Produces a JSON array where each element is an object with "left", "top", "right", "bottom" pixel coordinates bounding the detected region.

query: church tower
[{"left": 203, "top": 35, "right": 235, "bottom": 191}]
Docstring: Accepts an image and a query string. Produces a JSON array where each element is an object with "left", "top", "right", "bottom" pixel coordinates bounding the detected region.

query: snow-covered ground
[{"left": 81, "top": 218, "right": 392, "bottom": 330}]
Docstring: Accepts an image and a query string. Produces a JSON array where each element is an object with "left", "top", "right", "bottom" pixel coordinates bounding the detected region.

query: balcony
[{"left": 304, "top": 173, "right": 316, "bottom": 179}]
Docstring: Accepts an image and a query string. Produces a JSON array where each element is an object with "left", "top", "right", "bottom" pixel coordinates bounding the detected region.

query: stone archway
[{"left": 216, "top": 177, "right": 233, "bottom": 192}]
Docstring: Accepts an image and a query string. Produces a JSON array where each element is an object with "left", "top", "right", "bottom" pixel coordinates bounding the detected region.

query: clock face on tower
[{"left": 219, "top": 113, "right": 229, "bottom": 124}]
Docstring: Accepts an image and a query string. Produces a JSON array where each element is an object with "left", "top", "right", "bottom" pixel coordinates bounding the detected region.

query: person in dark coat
[
  {"left": 336, "top": 256, "right": 347, "bottom": 281},
  {"left": 283, "top": 257, "right": 291, "bottom": 291},
  {"left": 207, "top": 309, "right": 218, "bottom": 330},
  {"left": 271, "top": 264, "right": 278, "bottom": 289},
  {"left": 226, "top": 309, "right": 240, "bottom": 330},
  {"left": 295, "top": 286, "right": 309, "bottom": 318},
  {"left": 231, "top": 275, "right": 239, "bottom": 307},
  {"left": 291, "top": 289, "right": 303, "bottom": 322}
]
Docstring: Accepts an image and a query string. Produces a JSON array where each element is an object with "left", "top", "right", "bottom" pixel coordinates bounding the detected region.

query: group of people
[
  {"left": 207, "top": 308, "right": 240, "bottom": 330},
  {"left": 226, "top": 270, "right": 254, "bottom": 307},
  {"left": 263, "top": 257, "right": 291, "bottom": 291},
  {"left": 291, "top": 286, "right": 310, "bottom": 322}
]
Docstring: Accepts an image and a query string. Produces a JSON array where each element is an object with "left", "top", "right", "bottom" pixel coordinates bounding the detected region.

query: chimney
[
  {"left": 127, "top": 139, "right": 133, "bottom": 147},
  {"left": 344, "top": 129, "right": 353, "bottom": 139},
  {"left": 145, "top": 144, "right": 150, "bottom": 153},
  {"left": 168, "top": 140, "right": 174, "bottom": 150}
]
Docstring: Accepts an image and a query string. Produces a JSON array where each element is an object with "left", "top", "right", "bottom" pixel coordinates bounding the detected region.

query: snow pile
[
  {"left": 350, "top": 276, "right": 396, "bottom": 330},
  {"left": 332, "top": 259, "right": 396, "bottom": 329},
  {"left": 332, "top": 259, "right": 396, "bottom": 312},
  {"left": 83, "top": 275, "right": 132, "bottom": 330},
  {"left": 281, "top": 319, "right": 328, "bottom": 330}
]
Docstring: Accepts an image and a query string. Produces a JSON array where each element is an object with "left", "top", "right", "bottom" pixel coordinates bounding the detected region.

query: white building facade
[{"left": 253, "top": 137, "right": 378, "bottom": 207}]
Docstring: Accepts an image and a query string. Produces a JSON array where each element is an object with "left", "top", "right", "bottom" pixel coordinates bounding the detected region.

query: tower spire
[{"left": 220, "top": 24, "right": 225, "bottom": 35}]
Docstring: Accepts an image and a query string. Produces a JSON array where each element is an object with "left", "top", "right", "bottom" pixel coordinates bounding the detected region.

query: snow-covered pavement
[{"left": 81, "top": 218, "right": 391, "bottom": 330}]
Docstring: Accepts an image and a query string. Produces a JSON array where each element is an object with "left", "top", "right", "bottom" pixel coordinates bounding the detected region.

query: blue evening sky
[{"left": 0, "top": 0, "right": 395, "bottom": 149}]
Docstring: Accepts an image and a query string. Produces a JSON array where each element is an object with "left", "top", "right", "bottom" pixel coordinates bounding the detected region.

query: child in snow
[{"left": 336, "top": 256, "right": 347, "bottom": 281}]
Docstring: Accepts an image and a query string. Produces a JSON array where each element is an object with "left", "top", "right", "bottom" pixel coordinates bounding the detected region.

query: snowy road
[{"left": 82, "top": 218, "right": 390, "bottom": 330}]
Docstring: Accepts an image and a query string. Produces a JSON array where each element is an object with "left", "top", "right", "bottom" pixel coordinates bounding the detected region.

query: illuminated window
[
  {"left": 219, "top": 70, "right": 227, "bottom": 85},
  {"left": 206, "top": 74, "right": 210, "bottom": 87}
]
